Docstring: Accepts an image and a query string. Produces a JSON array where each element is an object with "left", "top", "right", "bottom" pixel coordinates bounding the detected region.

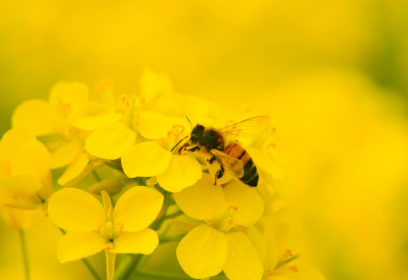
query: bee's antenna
[
  {"left": 186, "top": 116, "right": 193, "bottom": 128},
  {"left": 171, "top": 135, "right": 188, "bottom": 152}
]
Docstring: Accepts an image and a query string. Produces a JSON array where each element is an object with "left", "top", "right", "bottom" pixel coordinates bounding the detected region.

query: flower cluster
[{"left": 0, "top": 70, "right": 324, "bottom": 280}]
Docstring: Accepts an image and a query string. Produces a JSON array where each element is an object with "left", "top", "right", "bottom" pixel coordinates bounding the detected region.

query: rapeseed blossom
[
  {"left": 262, "top": 214, "right": 325, "bottom": 280},
  {"left": 48, "top": 187, "right": 163, "bottom": 280},
  {"left": 11, "top": 82, "right": 113, "bottom": 187},
  {"left": 0, "top": 129, "right": 51, "bottom": 211},
  {"left": 0, "top": 70, "right": 324, "bottom": 280},
  {"left": 121, "top": 135, "right": 203, "bottom": 192},
  {"left": 174, "top": 174, "right": 265, "bottom": 279},
  {"left": 86, "top": 70, "right": 203, "bottom": 192}
]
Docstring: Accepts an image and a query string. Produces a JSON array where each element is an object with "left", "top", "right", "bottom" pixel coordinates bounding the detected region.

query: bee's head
[{"left": 190, "top": 124, "right": 205, "bottom": 143}]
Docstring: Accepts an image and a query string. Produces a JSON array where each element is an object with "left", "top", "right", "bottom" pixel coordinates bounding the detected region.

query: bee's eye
[{"left": 191, "top": 125, "right": 204, "bottom": 142}]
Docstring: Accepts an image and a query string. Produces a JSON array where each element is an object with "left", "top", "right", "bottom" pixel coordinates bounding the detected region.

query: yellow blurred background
[{"left": 1, "top": 0, "right": 408, "bottom": 279}]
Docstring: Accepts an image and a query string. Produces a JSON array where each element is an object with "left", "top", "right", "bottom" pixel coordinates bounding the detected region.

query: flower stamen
[{"left": 216, "top": 204, "right": 240, "bottom": 232}]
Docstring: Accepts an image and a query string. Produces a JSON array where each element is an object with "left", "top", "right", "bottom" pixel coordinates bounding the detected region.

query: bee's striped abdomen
[
  {"left": 241, "top": 159, "right": 258, "bottom": 187},
  {"left": 223, "top": 142, "right": 259, "bottom": 187}
]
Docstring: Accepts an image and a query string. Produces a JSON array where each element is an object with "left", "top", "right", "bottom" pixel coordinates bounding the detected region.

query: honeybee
[{"left": 175, "top": 116, "right": 270, "bottom": 187}]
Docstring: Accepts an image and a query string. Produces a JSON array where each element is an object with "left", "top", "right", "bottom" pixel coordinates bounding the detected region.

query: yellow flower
[
  {"left": 48, "top": 83, "right": 121, "bottom": 186},
  {"left": 121, "top": 138, "right": 202, "bottom": 192},
  {"left": 12, "top": 82, "right": 89, "bottom": 136},
  {"left": 262, "top": 212, "right": 325, "bottom": 280},
  {"left": 0, "top": 129, "right": 51, "bottom": 209},
  {"left": 50, "top": 139, "right": 95, "bottom": 187},
  {"left": 1, "top": 206, "right": 38, "bottom": 230},
  {"left": 85, "top": 70, "right": 186, "bottom": 161},
  {"left": 265, "top": 263, "right": 325, "bottom": 280},
  {"left": 173, "top": 174, "right": 264, "bottom": 280},
  {"left": 84, "top": 70, "right": 202, "bottom": 192},
  {"left": 48, "top": 186, "right": 163, "bottom": 280},
  {"left": 11, "top": 82, "right": 116, "bottom": 187}
]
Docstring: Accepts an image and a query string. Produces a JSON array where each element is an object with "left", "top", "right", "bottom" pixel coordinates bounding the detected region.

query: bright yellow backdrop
[{"left": 1, "top": 1, "right": 408, "bottom": 279}]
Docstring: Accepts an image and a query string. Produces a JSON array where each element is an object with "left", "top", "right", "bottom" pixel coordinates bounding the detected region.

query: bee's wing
[
  {"left": 218, "top": 116, "right": 271, "bottom": 140},
  {"left": 210, "top": 149, "right": 244, "bottom": 178}
]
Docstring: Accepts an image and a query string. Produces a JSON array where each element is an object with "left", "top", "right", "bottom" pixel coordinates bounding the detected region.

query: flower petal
[
  {"left": 274, "top": 263, "right": 326, "bottom": 280},
  {"left": 263, "top": 217, "right": 279, "bottom": 270},
  {"left": 48, "top": 188, "right": 105, "bottom": 231},
  {"left": 49, "top": 82, "right": 89, "bottom": 118},
  {"left": 72, "top": 113, "right": 123, "bottom": 131},
  {"left": 12, "top": 99, "right": 57, "bottom": 136},
  {"left": 246, "top": 226, "right": 268, "bottom": 263},
  {"left": 57, "top": 152, "right": 90, "bottom": 186},
  {"left": 174, "top": 174, "right": 227, "bottom": 221},
  {"left": 51, "top": 141, "right": 81, "bottom": 169},
  {"left": 266, "top": 276, "right": 288, "bottom": 280},
  {"left": 176, "top": 224, "right": 227, "bottom": 279},
  {"left": 121, "top": 141, "right": 172, "bottom": 178},
  {"left": 10, "top": 138, "right": 51, "bottom": 181},
  {"left": 157, "top": 155, "right": 202, "bottom": 192},
  {"left": 223, "top": 181, "right": 264, "bottom": 227},
  {"left": 85, "top": 122, "right": 137, "bottom": 160},
  {"left": 223, "top": 231, "right": 264, "bottom": 280},
  {"left": 0, "top": 129, "right": 36, "bottom": 159},
  {"left": 0, "top": 175, "right": 42, "bottom": 197},
  {"left": 0, "top": 129, "right": 36, "bottom": 177},
  {"left": 1, "top": 206, "right": 36, "bottom": 230},
  {"left": 0, "top": 187, "right": 16, "bottom": 205},
  {"left": 113, "top": 187, "right": 163, "bottom": 232},
  {"left": 57, "top": 231, "right": 106, "bottom": 263},
  {"left": 111, "top": 229, "right": 159, "bottom": 254},
  {"left": 137, "top": 111, "right": 185, "bottom": 139},
  {"left": 140, "top": 69, "right": 173, "bottom": 104},
  {"left": 264, "top": 215, "right": 298, "bottom": 272}
]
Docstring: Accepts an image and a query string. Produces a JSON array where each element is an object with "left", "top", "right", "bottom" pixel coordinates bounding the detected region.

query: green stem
[
  {"left": 165, "top": 210, "right": 183, "bottom": 219},
  {"left": 114, "top": 254, "right": 142, "bottom": 280},
  {"left": 210, "top": 273, "right": 228, "bottom": 280},
  {"left": 151, "top": 191, "right": 172, "bottom": 231},
  {"left": 19, "top": 231, "right": 30, "bottom": 280},
  {"left": 93, "top": 170, "right": 102, "bottom": 181},
  {"left": 106, "top": 160, "right": 123, "bottom": 172},
  {"left": 135, "top": 271, "right": 190, "bottom": 280},
  {"left": 159, "top": 234, "right": 184, "bottom": 243},
  {"left": 105, "top": 250, "right": 116, "bottom": 280},
  {"left": 82, "top": 259, "right": 102, "bottom": 280}
]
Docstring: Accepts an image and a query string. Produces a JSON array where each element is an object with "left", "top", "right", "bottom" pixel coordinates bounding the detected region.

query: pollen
[
  {"left": 119, "top": 94, "right": 132, "bottom": 109},
  {"left": 283, "top": 249, "right": 294, "bottom": 258},
  {"left": 57, "top": 103, "right": 71, "bottom": 118},
  {"left": 168, "top": 124, "right": 185, "bottom": 137},
  {"left": 234, "top": 224, "right": 247, "bottom": 231},
  {"left": 106, "top": 242, "right": 114, "bottom": 250},
  {"left": 205, "top": 218, "right": 213, "bottom": 224},
  {"left": 227, "top": 203, "right": 239, "bottom": 212},
  {"left": 115, "top": 222, "right": 124, "bottom": 231},
  {"left": 289, "top": 266, "right": 299, "bottom": 273},
  {"left": 97, "top": 223, "right": 104, "bottom": 232}
]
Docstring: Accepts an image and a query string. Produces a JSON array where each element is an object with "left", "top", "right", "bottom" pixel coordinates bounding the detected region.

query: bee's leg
[
  {"left": 214, "top": 165, "right": 225, "bottom": 185},
  {"left": 178, "top": 143, "right": 189, "bottom": 154},
  {"left": 206, "top": 155, "right": 220, "bottom": 185},
  {"left": 187, "top": 146, "right": 200, "bottom": 152},
  {"left": 207, "top": 155, "right": 216, "bottom": 164}
]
